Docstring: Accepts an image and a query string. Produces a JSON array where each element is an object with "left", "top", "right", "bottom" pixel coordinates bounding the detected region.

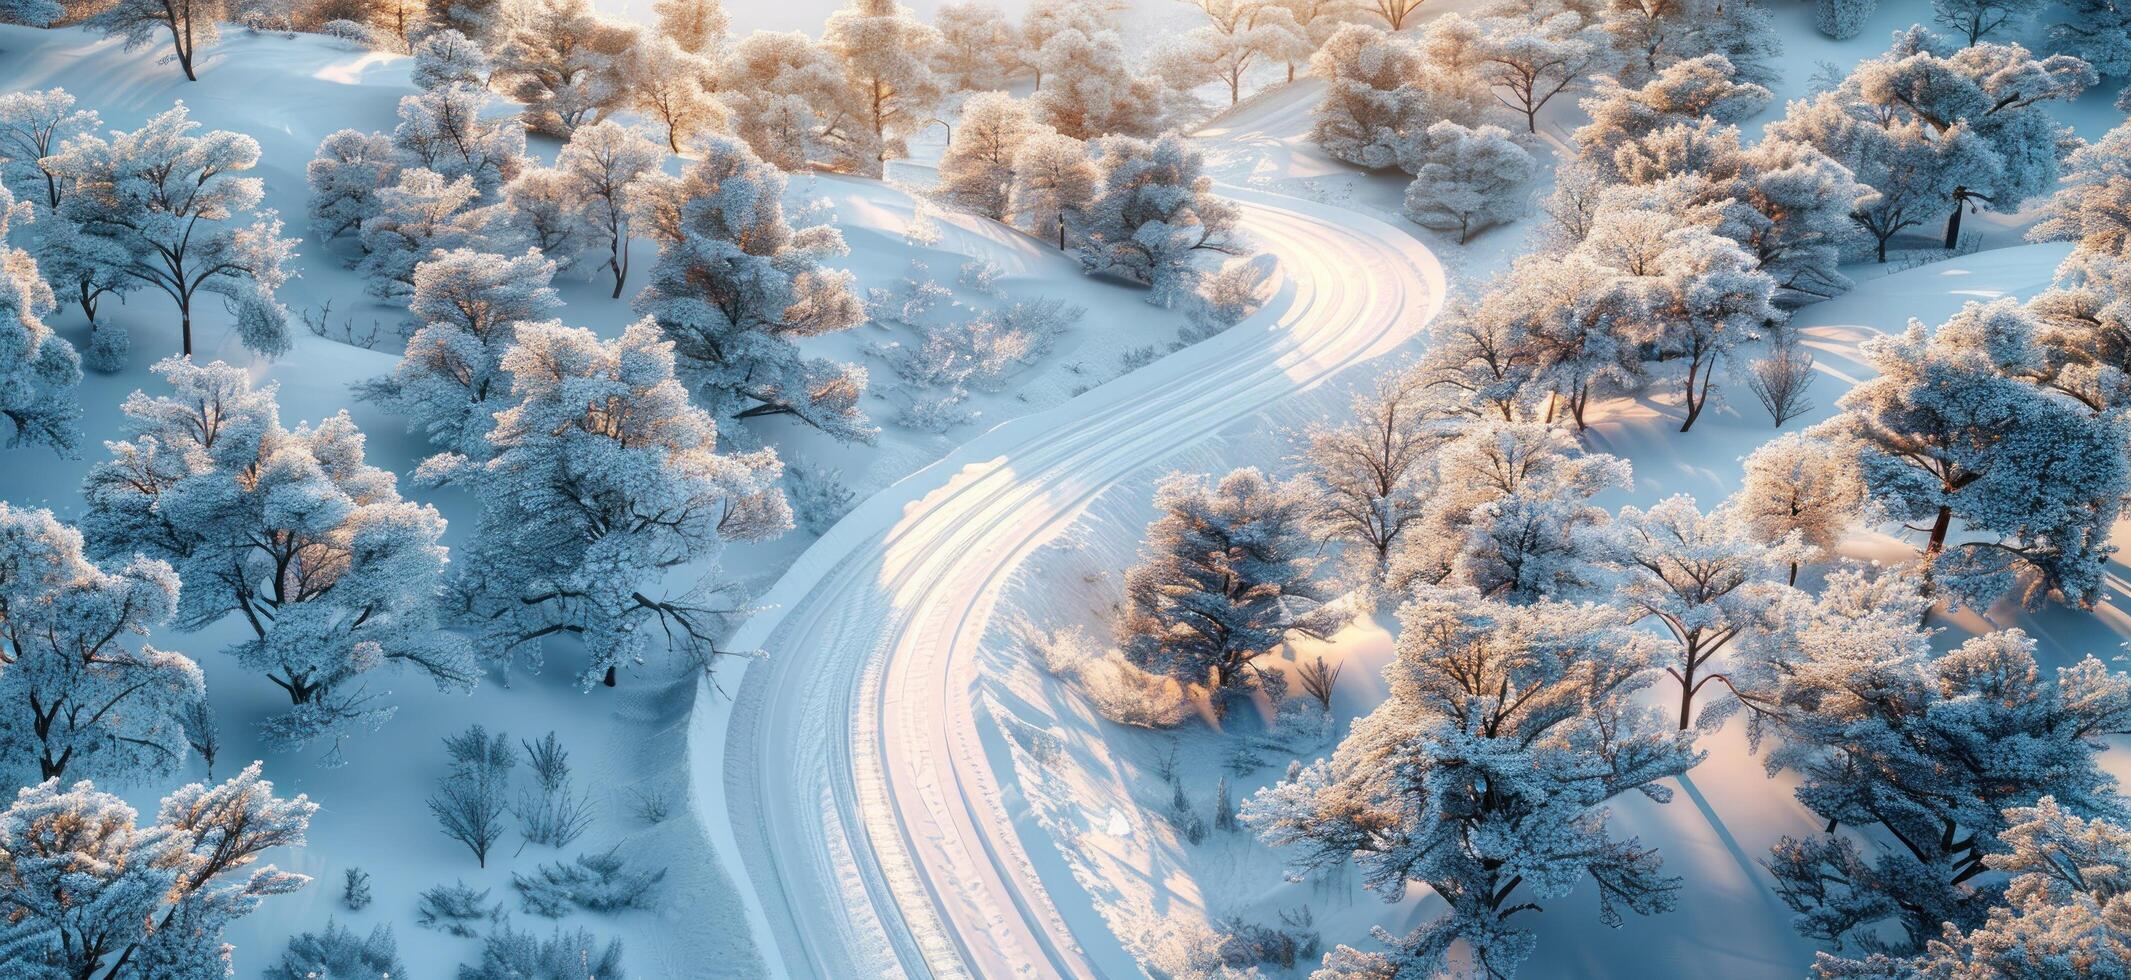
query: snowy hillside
[{"left": 5, "top": 0, "right": 2131, "bottom": 978}]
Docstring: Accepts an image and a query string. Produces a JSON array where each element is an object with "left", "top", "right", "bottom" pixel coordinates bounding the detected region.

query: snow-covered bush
[
  {"left": 1073, "top": 133, "right": 1245, "bottom": 307},
  {"left": 415, "top": 881, "right": 503, "bottom": 937},
  {"left": 633, "top": 135, "right": 874, "bottom": 442},
  {"left": 1814, "top": 0, "right": 1872, "bottom": 39},
  {"left": 428, "top": 724, "right": 514, "bottom": 868},
  {"left": 342, "top": 868, "right": 373, "bottom": 910},
  {"left": 513, "top": 731, "right": 595, "bottom": 849},
  {"left": 266, "top": 920, "right": 403, "bottom": 980},
  {"left": 82, "top": 358, "right": 476, "bottom": 762},
  {"left": 1033, "top": 625, "right": 1193, "bottom": 728},
  {"left": 1186, "top": 255, "right": 1274, "bottom": 338},
  {"left": 459, "top": 924, "right": 624, "bottom": 980},
  {"left": 0, "top": 503, "right": 200, "bottom": 788},
  {"left": 420, "top": 321, "right": 792, "bottom": 689},
  {"left": 47, "top": 105, "right": 295, "bottom": 358},
  {"left": 785, "top": 461, "right": 857, "bottom": 535},
  {"left": 512, "top": 848, "right": 666, "bottom": 916},
  {"left": 887, "top": 298, "right": 1079, "bottom": 391},
  {"left": 1400, "top": 121, "right": 1533, "bottom": 243},
  {"left": 0, "top": 764, "right": 317, "bottom": 977},
  {"left": 319, "top": 17, "right": 386, "bottom": 48},
  {"left": 959, "top": 258, "right": 1007, "bottom": 297},
  {"left": 896, "top": 390, "right": 978, "bottom": 432}
]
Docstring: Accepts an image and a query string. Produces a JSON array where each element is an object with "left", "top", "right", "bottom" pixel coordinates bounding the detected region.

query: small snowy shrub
[
  {"left": 959, "top": 258, "right": 1006, "bottom": 297},
  {"left": 1815, "top": 0, "right": 1873, "bottom": 38},
  {"left": 428, "top": 725, "right": 516, "bottom": 868},
  {"left": 1170, "top": 782, "right": 1208, "bottom": 845},
  {"left": 888, "top": 299, "right": 1079, "bottom": 392},
  {"left": 787, "top": 462, "right": 858, "bottom": 536},
  {"left": 513, "top": 732, "right": 595, "bottom": 850},
  {"left": 897, "top": 390, "right": 978, "bottom": 433},
  {"left": 342, "top": 868, "right": 373, "bottom": 911},
  {"left": 266, "top": 920, "right": 402, "bottom": 980},
  {"left": 626, "top": 786, "right": 672, "bottom": 824},
  {"left": 1034, "top": 625, "right": 1195, "bottom": 728},
  {"left": 1133, "top": 909, "right": 1245, "bottom": 979},
  {"left": 460, "top": 925, "right": 624, "bottom": 980},
  {"left": 1186, "top": 256, "right": 1275, "bottom": 339},
  {"left": 513, "top": 848, "right": 667, "bottom": 917},
  {"left": 415, "top": 881, "right": 502, "bottom": 937},
  {"left": 84, "top": 320, "right": 128, "bottom": 372},
  {"left": 318, "top": 18, "right": 386, "bottom": 49}
]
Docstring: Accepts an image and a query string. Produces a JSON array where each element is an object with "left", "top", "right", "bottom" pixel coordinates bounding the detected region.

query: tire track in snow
[{"left": 704, "top": 187, "right": 1445, "bottom": 978}]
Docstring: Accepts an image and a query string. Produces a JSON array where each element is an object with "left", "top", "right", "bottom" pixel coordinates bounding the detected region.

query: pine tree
[
  {"left": 1244, "top": 591, "right": 1699, "bottom": 979},
  {"left": 632, "top": 136, "right": 874, "bottom": 442},
  {"left": 418, "top": 320, "right": 792, "bottom": 689},
  {"left": 46, "top": 104, "right": 296, "bottom": 357},
  {"left": 0, "top": 503, "right": 201, "bottom": 787},
  {"left": 81, "top": 359, "right": 476, "bottom": 762},
  {"left": 0, "top": 763, "right": 316, "bottom": 978},
  {"left": 937, "top": 93, "right": 1048, "bottom": 220},
  {"left": 357, "top": 248, "right": 561, "bottom": 457},
  {"left": 1073, "top": 133, "right": 1245, "bottom": 308},
  {"left": 1117, "top": 469, "right": 1344, "bottom": 707}
]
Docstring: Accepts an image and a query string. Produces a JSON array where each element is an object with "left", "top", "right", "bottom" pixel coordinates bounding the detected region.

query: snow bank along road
[{"left": 695, "top": 186, "right": 1446, "bottom": 978}]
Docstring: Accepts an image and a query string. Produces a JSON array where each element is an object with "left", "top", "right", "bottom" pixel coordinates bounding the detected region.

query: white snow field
[{"left": 702, "top": 187, "right": 1443, "bottom": 976}]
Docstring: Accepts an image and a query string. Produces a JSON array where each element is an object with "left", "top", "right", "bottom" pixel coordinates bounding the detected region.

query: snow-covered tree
[
  {"left": 1571, "top": 54, "right": 1770, "bottom": 172},
  {"left": 1118, "top": 468, "right": 1343, "bottom": 707},
  {"left": 556, "top": 121, "right": 660, "bottom": 298},
  {"left": 426, "top": 0, "right": 503, "bottom": 43},
  {"left": 46, "top": 105, "right": 295, "bottom": 358},
  {"left": 1613, "top": 216, "right": 1780, "bottom": 430},
  {"left": 492, "top": 0, "right": 635, "bottom": 138},
  {"left": 1181, "top": 0, "right": 1309, "bottom": 107},
  {"left": 418, "top": 320, "right": 791, "bottom": 688},
  {"left": 632, "top": 135, "right": 873, "bottom": 441},
  {"left": 1298, "top": 367, "right": 1453, "bottom": 575},
  {"left": 357, "top": 248, "right": 560, "bottom": 457},
  {"left": 0, "top": 763, "right": 315, "bottom": 978},
  {"left": 1030, "top": 26, "right": 1166, "bottom": 139},
  {"left": 410, "top": 29, "right": 492, "bottom": 91},
  {"left": 1811, "top": 301, "right": 2131, "bottom": 609},
  {"left": 500, "top": 166, "right": 591, "bottom": 273},
  {"left": 357, "top": 168, "right": 507, "bottom": 300},
  {"left": 2031, "top": 118, "right": 2131, "bottom": 260},
  {"left": 1274, "top": 0, "right": 1359, "bottom": 79},
  {"left": 1729, "top": 568, "right": 2131, "bottom": 954},
  {"left": 0, "top": 503, "right": 198, "bottom": 787},
  {"left": 1464, "top": 0, "right": 1608, "bottom": 134},
  {"left": 2050, "top": 0, "right": 2131, "bottom": 81},
  {"left": 81, "top": 359, "right": 476, "bottom": 761},
  {"left": 1416, "top": 292, "right": 1543, "bottom": 421},
  {"left": 1309, "top": 23, "right": 1493, "bottom": 172},
  {"left": 0, "top": 89, "right": 99, "bottom": 212},
  {"left": 718, "top": 30, "right": 878, "bottom": 172},
  {"left": 87, "top": 0, "right": 226, "bottom": 80},
  {"left": 1018, "top": 0, "right": 1113, "bottom": 85},
  {"left": 1245, "top": 590, "right": 1699, "bottom": 979},
  {"left": 392, "top": 82, "right": 527, "bottom": 197},
  {"left": 1007, "top": 130, "right": 1096, "bottom": 249},
  {"left": 934, "top": 2, "right": 1019, "bottom": 91},
  {"left": 622, "top": 34, "right": 726, "bottom": 154},
  {"left": 1934, "top": 0, "right": 2045, "bottom": 46},
  {"left": 652, "top": 0, "right": 725, "bottom": 53},
  {"left": 1815, "top": 0, "right": 1872, "bottom": 39},
  {"left": 1816, "top": 797, "right": 2131, "bottom": 977},
  {"left": 1072, "top": 133, "right": 1245, "bottom": 307},
  {"left": 823, "top": 0, "right": 944, "bottom": 171},
  {"left": 1733, "top": 432, "right": 1865, "bottom": 585},
  {"left": 0, "top": 188, "right": 81, "bottom": 453},
  {"left": 1776, "top": 29, "right": 2093, "bottom": 257},
  {"left": 1394, "top": 420, "right": 1630, "bottom": 601},
  {"left": 1402, "top": 121, "right": 1534, "bottom": 243},
  {"left": 0, "top": 0, "right": 61, "bottom": 24},
  {"left": 936, "top": 93, "right": 1047, "bottom": 220},
  {"left": 306, "top": 129, "right": 400, "bottom": 243},
  {"left": 2023, "top": 255, "right": 2131, "bottom": 412},
  {"left": 1605, "top": 495, "right": 1801, "bottom": 730}
]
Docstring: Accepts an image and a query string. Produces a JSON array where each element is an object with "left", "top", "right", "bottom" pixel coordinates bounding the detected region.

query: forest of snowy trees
[{"left": 5, "top": 0, "right": 2131, "bottom": 973}]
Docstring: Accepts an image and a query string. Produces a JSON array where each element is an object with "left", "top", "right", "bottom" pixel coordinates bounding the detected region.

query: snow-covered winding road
[{"left": 696, "top": 186, "right": 1445, "bottom": 978}]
